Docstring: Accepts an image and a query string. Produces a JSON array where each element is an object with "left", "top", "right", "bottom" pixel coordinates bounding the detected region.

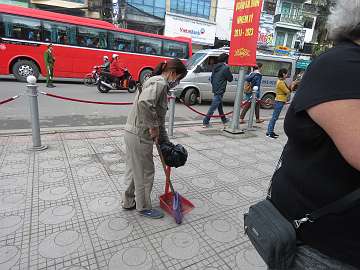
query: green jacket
[{"left": 44, "top": 49, "right": 55, "bottom": 66}]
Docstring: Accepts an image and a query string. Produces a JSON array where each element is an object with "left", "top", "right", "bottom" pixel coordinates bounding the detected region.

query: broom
[{"left": 156, "top": 143, "right": 183, "bottom": 224}]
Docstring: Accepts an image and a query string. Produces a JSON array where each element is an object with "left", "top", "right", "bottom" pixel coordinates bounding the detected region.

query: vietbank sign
[
  {"left": 165, "top": 13, "right": 216, "bottom": 46},
  {"left": 180, "top": 27, "right": 206, "bottom": 36}
]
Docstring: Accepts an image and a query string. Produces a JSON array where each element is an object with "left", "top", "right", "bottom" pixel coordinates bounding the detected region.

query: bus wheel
[
  {"left": 12, "top": 60, "right": 39, "bottom": 82},
  {"left": 139, "top": 69, "right": 152, "bottom": 84},
  {"left": 184, "top": 88, "right": 198, "bottom": 106},
  {"left": 97, "top": 82, "right": 110, "bottom": 93},
  {"left": 261, "top": 93, "right": 275, "bottom": 109}
]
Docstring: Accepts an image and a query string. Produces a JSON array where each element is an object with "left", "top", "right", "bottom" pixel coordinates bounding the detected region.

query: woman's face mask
[{"left": 168, "top": 79, "right": 180, "bottom": 89}]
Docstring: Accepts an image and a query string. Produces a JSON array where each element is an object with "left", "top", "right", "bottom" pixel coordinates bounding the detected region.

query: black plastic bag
[{"left": 160, "top": 142, "right": 188, "bottom": 168}]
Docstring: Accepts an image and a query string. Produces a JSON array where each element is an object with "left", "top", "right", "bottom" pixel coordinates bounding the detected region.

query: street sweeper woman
[{"left": 122, "top": 58, "right": 187, "bottom": 219}]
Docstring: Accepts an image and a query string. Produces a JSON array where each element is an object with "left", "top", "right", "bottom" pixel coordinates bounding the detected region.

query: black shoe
[
  {"left": 272, "top": 132, "right": 279, "bottom": 138},
  {"left": 266, "top": 132, "right": 278, "bottom": 139},
  {"left": 222, "top": 118, "right": 230, "bottom": 125},
  {"left": 46, "top": 84, "right": 56, "bottom": 88},
  {"left": 122, "top": 203, "right": 136, "bottom": 211}
]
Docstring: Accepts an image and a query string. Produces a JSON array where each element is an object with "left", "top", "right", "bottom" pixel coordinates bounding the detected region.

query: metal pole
[
  {"left": 247, "top": 86, "right": 258, "bottom": 130},
  {"left": 168, "top": 89, "right": 176, "bottom": 138},
  {"left": 26, "top": 76, "right": 47, "bottom": 151},
  {"left": 225, "top": 66, "right": 246, "bottom": 134}
]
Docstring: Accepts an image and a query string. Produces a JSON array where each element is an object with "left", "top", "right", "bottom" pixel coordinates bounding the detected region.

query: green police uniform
[{"left": 44, "top": 47, "right": 55, "bottom": 86}]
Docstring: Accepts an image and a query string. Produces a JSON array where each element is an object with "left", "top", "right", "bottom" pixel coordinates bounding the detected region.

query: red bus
[{"left": 0, "top": 4, "right": 192, "bottom": 82}]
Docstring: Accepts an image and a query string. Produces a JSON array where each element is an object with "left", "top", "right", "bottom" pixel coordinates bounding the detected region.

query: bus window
[
  {"left": 163, "top": 40, "right": 188, "bottom": 59},
  {"left": 43, "top": 21, "right": 76, "bottom": 45},
  {"left": 258, "top": 60, "right": 292, "bottom": 77},
  {"left": 2, "top": 14, "right": 41, "bottom": 41},
  {"left": 135, "top": 35, "right": 162, "bottom": 56},
  {"left": 77, "top": 26, "right": 108, "bottom": 49},
  {"left": 0, "top": 14, "right": 4, "bottom": 36},
  {"left": 109, "top": 31, "right": 134, "bottom": 52}
]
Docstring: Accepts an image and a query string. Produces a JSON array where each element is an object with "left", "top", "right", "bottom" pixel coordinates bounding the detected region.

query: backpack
[
  {"left": 244, "top": 81, "right": 253, "bottom": 94},
  {"left": 244, "top": 73, "right": 255, "bottom": 94}
]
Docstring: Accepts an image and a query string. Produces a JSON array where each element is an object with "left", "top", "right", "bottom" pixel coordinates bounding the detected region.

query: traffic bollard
[
  {"left": 26, "top": 76, "right": 47, "bottom": 151},
  {"left": 247, "top": 86, "right": 258, "bottom": 130},
  {"left": 168, "top": 89, "right": 176, "bottom": 138}
]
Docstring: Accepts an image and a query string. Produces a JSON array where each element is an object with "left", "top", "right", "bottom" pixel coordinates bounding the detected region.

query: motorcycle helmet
[
  {"left": 160, "top": 142, "right": 188, "bottom": 168},
  {"left": 103, "top": 56, "right": 109, "bottom": 61},
  {"left": 112, "top": 54, "right": 119, "bottom": 59}
]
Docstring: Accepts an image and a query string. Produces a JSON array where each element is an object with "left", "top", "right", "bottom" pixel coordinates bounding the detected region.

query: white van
[{"left": 174, "top": 48, "right": 296, "bottom": 109}]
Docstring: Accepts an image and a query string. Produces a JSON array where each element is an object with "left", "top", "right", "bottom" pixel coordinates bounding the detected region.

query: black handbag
[{"left": 244, "top": 155, "right": 360, "bottom": 269}]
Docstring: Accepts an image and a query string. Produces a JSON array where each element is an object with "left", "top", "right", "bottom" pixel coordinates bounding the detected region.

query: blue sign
[{"left": 296, "top": 59, "right": 311, "bottom": 70}]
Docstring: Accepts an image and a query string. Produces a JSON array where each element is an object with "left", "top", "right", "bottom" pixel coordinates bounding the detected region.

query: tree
[{"left": 311, "top": 0, "right": 336, "bottom": 56}]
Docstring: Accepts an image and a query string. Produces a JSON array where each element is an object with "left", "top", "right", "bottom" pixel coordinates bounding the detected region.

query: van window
[
  {"left": 258, "top": 60, "right": 292, "bottom": 77},
  {"left": 43, "top": 21, "right": 77, "bottom": 45},
  {"left": 1, "top": 14, "right": 41, "bottom": 41},
  {"left": 186, "top": 52, "right": 206, "bottom": 70},
  {"left": 198, "top": 56, "right": 217, "bottom": 72},
  {"left": 229, "top": 66, "right": 251, "bottom": 74}
]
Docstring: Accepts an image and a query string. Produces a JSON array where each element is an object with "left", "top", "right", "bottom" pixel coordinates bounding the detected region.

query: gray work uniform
[{"left": 122, "top": 75, "right": 169, "bottom": 211}]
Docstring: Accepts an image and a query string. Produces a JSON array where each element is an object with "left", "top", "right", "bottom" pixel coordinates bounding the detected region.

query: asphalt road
[{"left": 0, "top": 76, "right": 286, "bottom": 131}]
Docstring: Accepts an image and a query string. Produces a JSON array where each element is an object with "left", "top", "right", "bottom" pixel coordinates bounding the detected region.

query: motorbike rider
[
  {"left": 101, "top": 56, "right": 110, "bottom": 72},
  {"left": 110, "top": 54, "right": 126, "bottom": 87}
]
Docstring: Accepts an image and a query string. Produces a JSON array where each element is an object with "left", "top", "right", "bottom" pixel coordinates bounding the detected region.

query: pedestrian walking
[
  {"left": 122, "top": 58, "right": 187, "bottom": 219},
  {"left": 240, "top": 63, "right": 264, "bottom": 124},
  {"left": 267, "top": 0, "right": 360, "bottom": 268},
  {"left": 202, "top": 53, "right": 233, "bottom": 128},
  {"left": 266, "top": 68, "right": 293, "bottom": 138},
  {"left": 44, "top": 44, "right": 55, "bottom": 88}
]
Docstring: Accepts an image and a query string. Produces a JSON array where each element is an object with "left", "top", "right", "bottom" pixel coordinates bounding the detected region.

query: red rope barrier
[
  {"left": 179, "top": 99, "right": 235, "bottom": 118},
  {"left": 41, "top": 92, "right": 133, "bottom": 105},
  {"left": 0, "top": 95, "right": 19, "bottom": 105}
]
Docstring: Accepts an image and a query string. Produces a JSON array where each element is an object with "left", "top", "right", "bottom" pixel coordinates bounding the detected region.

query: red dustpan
[{"left": 156, "top": 144, "right": 194, "bottom": 224}]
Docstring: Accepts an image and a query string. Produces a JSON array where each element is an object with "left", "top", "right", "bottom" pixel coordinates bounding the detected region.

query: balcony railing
[{"left": 274, "top": 13, "right": 303, "bottom": 26}]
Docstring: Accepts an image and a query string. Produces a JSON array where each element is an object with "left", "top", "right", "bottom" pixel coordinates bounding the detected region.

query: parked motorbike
[
  {"left": 97, "top": 69, "right": 137, "bottom": 93},
  {"left": 83, "top": 66, "right": 101, "bottom": 87}
]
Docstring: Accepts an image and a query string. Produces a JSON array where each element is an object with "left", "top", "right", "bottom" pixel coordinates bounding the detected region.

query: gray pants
[
  {"left": 122, "top": 131, "right": 155, "bottom": 211},
  {"left": 270, "top": 245, "right": 357, "bottom": 270}
]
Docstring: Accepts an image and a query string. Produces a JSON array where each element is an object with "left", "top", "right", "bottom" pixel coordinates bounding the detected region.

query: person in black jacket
[{"left": 203, "top": 53, "right": 233, "bottom": 127}]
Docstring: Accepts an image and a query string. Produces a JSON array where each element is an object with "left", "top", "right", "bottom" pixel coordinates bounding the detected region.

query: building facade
[
  {"left": 273, "top": 0, "right": 318, "bottom": 52},
  {"left": 214, "top": 0, "right": 278, "bottom": 50},
  {"left": 114, "top": 0, "right": 218, "bottom": 48},
  {"left": 273, "top": 0, "right": 305, "bottom": 49}
]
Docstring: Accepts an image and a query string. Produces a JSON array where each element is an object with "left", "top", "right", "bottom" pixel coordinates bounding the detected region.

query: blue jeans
[
  {"left": 267, "top": 101, "right": 285, "bottom": 134},
  {"left": 203, "top": 94, "right": 227, "bottom": 125}
]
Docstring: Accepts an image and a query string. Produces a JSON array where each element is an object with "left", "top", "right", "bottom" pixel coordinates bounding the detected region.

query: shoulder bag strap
[
  {"left": 294, "top": 187, "right": 360, "bottom": 229},
  {"left": 310, "top": 188, "right": 360, "bottom": 220}
]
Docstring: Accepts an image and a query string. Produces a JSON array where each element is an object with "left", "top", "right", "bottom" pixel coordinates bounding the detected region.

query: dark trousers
[
  {"left": 46, "top": 65, "right": 54, "bottom": 85},
  {"left": 203, "top": 94, "right": 227, "bottom": 125},
  {"left": 240, "top": 101, "right": 260, "bottom": 120}
]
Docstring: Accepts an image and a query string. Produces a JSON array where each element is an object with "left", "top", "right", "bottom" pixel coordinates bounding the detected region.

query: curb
[{"left": 0, "top": 117, "right": 285, "bottom": 136}]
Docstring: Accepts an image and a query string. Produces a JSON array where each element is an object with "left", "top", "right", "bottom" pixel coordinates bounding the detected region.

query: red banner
[{"left": 229, "top": 0, "right": 263, "bottom": 66}]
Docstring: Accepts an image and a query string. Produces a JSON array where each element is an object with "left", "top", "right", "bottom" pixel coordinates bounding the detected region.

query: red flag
[{"left": 229, "top": 0, "right": 263, "bottom": 66}]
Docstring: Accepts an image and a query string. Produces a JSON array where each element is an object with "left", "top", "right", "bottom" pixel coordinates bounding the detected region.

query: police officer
[
  {"left": 44, "top": 44, "right": 55, "bottom": 88},
  {"left": 122, "top": 58, "right": 187, "bottom": 219}
]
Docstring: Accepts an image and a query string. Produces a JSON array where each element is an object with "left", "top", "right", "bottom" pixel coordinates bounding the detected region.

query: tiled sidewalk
[{"left": 0, "top": 123, "right": 285, "bottom": 270}]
